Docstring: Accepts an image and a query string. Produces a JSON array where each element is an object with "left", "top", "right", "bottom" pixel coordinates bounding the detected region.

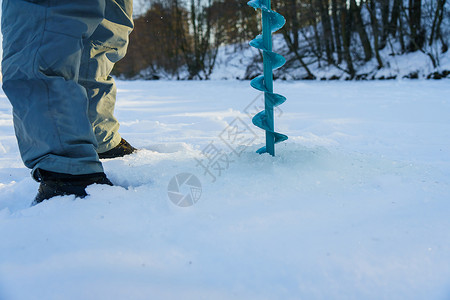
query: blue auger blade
[
  {"left": 255, "top": 132, "right": 287, "bottom": 154},
  {"left": 249, "top": 35, "right": 264, "bottom": 50},
  {"left": 266, "top": 92, "right": 287, "bottom": 107},
  {"left": 247, "top": 0, "right": 270, "bottom": 11},
  {"left": 251, "top": 105, "right": 287, "bottom": 138},
  {"left": 252, "top": 110, "right": 268, "bottom": 128},
  {"left": 247, "top": 0, "right": 261, "bottom": 10},
  {"left": 248, "top": 0, "right": 285, "bottom": 32},
  {"left": 266, "top": 51, "right": 286, "bottom": 70},
  {"left": 274, "top": 132, "right": 288, "bottom": 143},
  {"left": 269, "top": 11, "right": 286, "bottom": 33},
  {"left": 250, "top": 75, "right": 265, "bottom": 92},
  {"left": 250, "top": 36, "right": 286, "bottom": 72}
]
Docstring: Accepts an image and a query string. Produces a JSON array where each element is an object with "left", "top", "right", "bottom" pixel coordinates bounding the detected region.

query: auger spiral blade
[{"left": 248, "top": 0, "right": 288, "bottom": 156}]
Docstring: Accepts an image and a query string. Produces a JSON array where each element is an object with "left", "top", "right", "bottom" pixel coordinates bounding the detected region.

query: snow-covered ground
[
  {"left": 0, "top": 80, "right": 449, "bottom": 300},
  {"left": 210, "top": 34, "right": 450, "bottom": 81}
]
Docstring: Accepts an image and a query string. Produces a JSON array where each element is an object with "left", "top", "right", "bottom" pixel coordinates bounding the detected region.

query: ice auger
[{"left": 248, "top": 0, "right": 288, "bottom": 156}]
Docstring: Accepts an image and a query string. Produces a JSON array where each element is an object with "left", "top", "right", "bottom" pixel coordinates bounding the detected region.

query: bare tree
[
  {"left": 350, "top": 0, "right": 373, "bottom": 61},
  {"left": 367, "top": 0, "right": 384, "bottom": 68}
]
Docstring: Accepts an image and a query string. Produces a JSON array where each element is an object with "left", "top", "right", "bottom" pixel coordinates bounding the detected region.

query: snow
[{"left": 0, "top": 80, "right": 450, "bottom": 300}]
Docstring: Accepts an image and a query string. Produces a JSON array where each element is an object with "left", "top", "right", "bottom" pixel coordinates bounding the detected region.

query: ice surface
[{"left": 0, "top": 80, "right": 449, "bottom": 300}]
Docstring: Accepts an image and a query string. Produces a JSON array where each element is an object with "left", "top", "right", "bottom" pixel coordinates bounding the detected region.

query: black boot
[
  {"left": 98, "top": 138, "right": 137, "bottom": 159},
  {"left": 32, "top": 169, "right": 113, "bottom": 206}
]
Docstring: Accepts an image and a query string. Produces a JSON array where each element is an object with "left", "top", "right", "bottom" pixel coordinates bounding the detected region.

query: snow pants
[{"left": 1, "top": 0, "right": 133, "bottom": 179}]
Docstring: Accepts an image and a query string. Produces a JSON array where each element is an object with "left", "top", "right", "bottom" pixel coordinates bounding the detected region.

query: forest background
[{"left": 113, "top": 0, "right": 450, "bottom": 80}]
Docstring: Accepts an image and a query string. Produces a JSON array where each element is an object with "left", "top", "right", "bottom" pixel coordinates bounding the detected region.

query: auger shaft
[
  {"left": 262, "top": 0, "right": 275, "bottom": 156},
  {"left": 248, "top": 0, "right": 288, "bottom": 156}
]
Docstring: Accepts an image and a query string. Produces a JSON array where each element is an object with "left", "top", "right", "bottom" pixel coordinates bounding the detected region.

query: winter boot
[
  {"left": 32, "top": 169, "right": 113, "bottom": 206},
  {"left": 98, "top": 138, "right": 136, "bottom": 159}
]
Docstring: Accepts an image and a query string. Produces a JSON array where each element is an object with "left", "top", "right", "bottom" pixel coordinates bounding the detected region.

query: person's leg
[
  {"left": 79, "top": 0, "right": 134, "bottom": 154},
  {"left": 1, "top": 0, "right": 107, "bottom": 178}
]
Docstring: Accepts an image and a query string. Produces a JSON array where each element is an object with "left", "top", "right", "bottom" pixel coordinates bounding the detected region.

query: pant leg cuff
[{"left": 31, "top": 154, "right": 104, "bottom": 182}]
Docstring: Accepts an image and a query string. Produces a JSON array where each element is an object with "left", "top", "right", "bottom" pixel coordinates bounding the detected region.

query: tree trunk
[
  {"left": 318, "top": 0, "right": 335, "bottom": 64},
  {"left": 379, "top": 0, "right": 390, "bottom": 49},
  {"left": 398, "top": 2, "right": 406, "bottom": 52},
  {"left": 340, "top": 0, "right": 355, "bottom": 77},
  {"left": 436, "top": 0, "right": 448, "bottom": 52},
  {"left": 408, "top": 0, "right": 424, "bottom": 51},
  {"left": 350, "top": 0, "right": 372, "bottom": 61},
  {"left": 368, "top": 0, "right": 383, "bottom": 68},
  {"left": 430, "top": 0, "right": 447, "bottom": 51},
  {"left": 389, "top": 0, "right": 402, "bottom": 37},
  {"left": 290, "top": 0, "right": 300, "bottom": 50},
  {"left": 310, "top": 0, "right": 323, "bottom": 67},
  {"left": 279, "top": 0, "right": 315, "bottom": 78},
  {"left": 331, "top": 0, "right": 343, "bottom": 64}
]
